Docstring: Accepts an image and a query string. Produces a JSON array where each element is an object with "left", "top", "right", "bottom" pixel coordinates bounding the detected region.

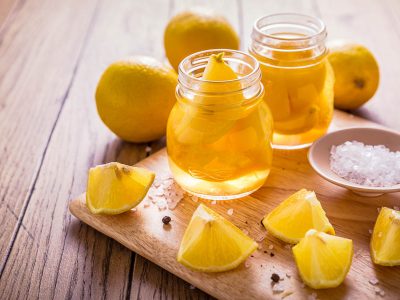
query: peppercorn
[
  {"left": 270, "top": 252, "right": 275, "bottom": 257},
  {"left": 162, "top": 216, "right": 171, "bottom": 225},
  {"left": 271, "top": 273, "right": 280, "bottom": 283}
]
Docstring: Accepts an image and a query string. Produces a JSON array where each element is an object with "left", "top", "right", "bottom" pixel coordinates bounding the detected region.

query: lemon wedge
[
  {"left": 262, "top": 189, "right": 335, "bottom": 244},
  {"left": 293, "top": 229, "right": 353, "bottom": 289},
  {"left": 177, "top": 204, "right": 257, "bottom": 272},
  {"left": 371, "top": 207, "right": 400, "bottom": 266},
  {"left": 86, "top": 162, "right": 155, "bottom": 214}
]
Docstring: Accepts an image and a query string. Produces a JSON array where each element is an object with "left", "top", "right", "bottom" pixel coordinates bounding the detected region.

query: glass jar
[
  {"left": 167, "top": 49, "right": 273, "bottom": 200},
  {"left": 249, "top": 13, "right": 334, "bottom": 149}
]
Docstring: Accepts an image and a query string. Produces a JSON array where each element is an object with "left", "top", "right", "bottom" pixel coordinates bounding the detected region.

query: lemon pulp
[
  {"left": 86, "top": 162, "right": 155, "bottom": 214},
  {"left": 262, "top": 189, "right": 335, "bottom": 244},
  {"left": 177, "top": 204, "right": 257, "bottom": 272},
  {"left": 293, "top": 229, "right": 353, "bottom": 289},
  {"left": 371, "top": 207, "right": 400, "bottom": 266}
]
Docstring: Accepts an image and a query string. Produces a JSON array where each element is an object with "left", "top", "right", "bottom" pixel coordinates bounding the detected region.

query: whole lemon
[
  {"left": 327, "top": 41, "right": 380, "bottom": 110},
  {"left": 95, "top": 57, "right": 177, "bottom": 142},
  {"left": 164, "top": 9, "right": 240, "bottom": 71}
]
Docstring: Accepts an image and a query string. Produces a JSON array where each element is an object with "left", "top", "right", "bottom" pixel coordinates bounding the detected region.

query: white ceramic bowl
[{"left": 308, "top": 127, "right": 400, "bottom": 197}]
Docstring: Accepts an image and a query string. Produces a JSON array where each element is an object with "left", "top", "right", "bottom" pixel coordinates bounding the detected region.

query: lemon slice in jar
[
  {"left": 175, "top": 53, "right": 238, "bottom": 145},
  {"left": 86, "top": 162, "right": 155, "bottom": 214},
  {"left": 371, "top": 207, "right": 400, "bottom": 266},
  {"left": 262, "top": 189, "right": 335, "bottom": 244},
  {"left": 177, "top": 204, "right": 257, "bottom": 272},
  {"left": 293, "top": 229, "right": 353, "bottom": 289}
]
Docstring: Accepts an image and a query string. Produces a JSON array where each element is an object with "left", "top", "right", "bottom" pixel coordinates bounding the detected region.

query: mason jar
[
  {"left": 249, "top": 13, "right": 334, "bottom": 149},
  {"left": 167, "top": 49, "right": 273, "bottom": 200}
]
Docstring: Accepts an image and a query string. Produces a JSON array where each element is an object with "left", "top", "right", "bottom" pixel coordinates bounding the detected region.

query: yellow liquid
[
  {"left": 250, "top": 33, "right": 334, "bottom": 148},
  {"left": 167, "top": 98, "right": 273, "bottom": 199}
]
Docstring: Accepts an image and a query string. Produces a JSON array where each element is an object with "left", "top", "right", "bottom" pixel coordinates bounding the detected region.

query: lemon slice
[
  {"left": 262, "top": 189, "right": 335, "bottom": 244},
  {"left": 86, "top": 162, "right": 155, "bottom": 214},
  {"left": 371, "top": 207, "right": 400, "bottom": 266},
  {"left": 293, "top": 229, "right": 353, "bottom": 289},
  {"left": 177, "top": 204, "right": 257, "bottom": 272}
]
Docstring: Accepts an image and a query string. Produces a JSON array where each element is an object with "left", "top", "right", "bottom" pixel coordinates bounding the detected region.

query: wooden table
[{"left": 0, "top": 0, "right": 399, "bottom": 299}]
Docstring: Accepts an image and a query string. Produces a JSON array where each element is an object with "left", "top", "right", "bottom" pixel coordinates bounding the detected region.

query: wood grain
[
  {"left": 0, "top": 0, "right": 99, "bottom": 267},
  {"left": 1, "top": 0, "right": 400, "bottom": 298},
  {"left": 0, "top": 0, "right": 174, "bottom": 299},
  {"left": 69, "top": 111, "right": 400, "bottom": 300}
]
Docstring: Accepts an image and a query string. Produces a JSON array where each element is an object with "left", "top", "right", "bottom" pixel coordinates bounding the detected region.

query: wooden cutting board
[{"left": 69, "top": 110, "right": 400, "bottom": 300}]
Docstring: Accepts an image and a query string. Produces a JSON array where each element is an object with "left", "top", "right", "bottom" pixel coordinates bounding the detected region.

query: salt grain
[
  {"left": 369, "top": 229, "right": 373, "bottom": 234},
  {"left": 145, "top": 146, "right": 152, "bottom": 153},
  {"left": 242, "top": 229, "right": 249, "bottom": 235},
  {"left": 330, "top": 141, "right": 400, "bottom": 187},
  {"left": 272, "top": 282, "right": 285, "bottom": 294},
  {"left": 191, "top": 195, "right": 198, "bottom": 202},
  {"left": 269, "top": 244, "right": 274, "bottom": 250},
  {"left": 369, "top": 278, "right": 379, "bottom": 285},
  {"left": 227, "top": 208, "right": 234, "bottom": 215},
  {"left": 211, "top": 200, "right": 217, "bottom": 205}
]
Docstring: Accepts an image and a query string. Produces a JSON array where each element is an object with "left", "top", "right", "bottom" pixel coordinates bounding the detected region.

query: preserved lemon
[
  {"left": 262, "top": 189, "right": 335, "bottom": 244},
  {"left": 86, "top": 162, "right": 155, "bottom": 214},
  {"left": 177, "top": 204, "right": 257, "bottom": 272},
  {"left": 370, "top": 207, "right": 400, "bottom": 266},
  {"left": 167, "top": 50, "right": 273, "bottom": 199},
  {"left": 293, "top": 229, "right": 353, "bottom": 289}
]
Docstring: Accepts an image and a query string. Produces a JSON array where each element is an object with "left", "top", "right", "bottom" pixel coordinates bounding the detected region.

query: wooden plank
[
  {"left": 0, "top": 0, "right": 170, "bottom": 298},
  {"left": 0, "top": 0, "right": 98, "bottom": 265},
  {"left": 0, "top": 0, "right": 17, "bottom": 27},
  {"left": 69, "top": 111, "right": 400, "bottom": 300},
  {"left": 130, "top": 0, "right": 240, "bottom": 298}
]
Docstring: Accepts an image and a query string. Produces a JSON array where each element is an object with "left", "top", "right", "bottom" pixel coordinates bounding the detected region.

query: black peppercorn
[
  {"left": 271, "top": 273, "right": 280, "bottom": 283},
  {"left": 162, "top": 216, "right": 171, "bottom": 225}
]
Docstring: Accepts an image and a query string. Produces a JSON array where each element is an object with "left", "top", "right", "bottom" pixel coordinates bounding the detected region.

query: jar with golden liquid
[
  {"left": 249, "top": 13, "right": 334, "bottom": 149},
  {"left": 167, "top": 49, "right": 273, "bottom": 200}
]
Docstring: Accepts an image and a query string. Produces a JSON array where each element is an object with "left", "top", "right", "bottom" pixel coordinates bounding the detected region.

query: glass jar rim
[
  {"left": 252, "top": 13, "right": 326, "bottom": 44},
  {"left": 178, "top": 49, "right": 261, "bottom": 86}
]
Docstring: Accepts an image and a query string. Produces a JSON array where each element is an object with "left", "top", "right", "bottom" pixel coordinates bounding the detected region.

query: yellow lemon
[
  {"left": 328, "top": 41, "right": 379, "bottom": 110},
  {"left": 293, "top": 229, "right": 353, "bottom": 289},
  {"left": 95, "top": 56, "right": 177, "bottom": 142},
  {"left": 177, "top": 204, "right": 257, "bottom": 272},
  {"left": 86, "top": 162, "right": 155, "bottom": 214},
  {"left": 164, "top": 9, "right": 240, "bottom": 71},
  {"left": 262, "top": 189, "right": 335, "bottom": 244},
  {"left": 370, "top": 207, "right": 400, "bottom": 266}
]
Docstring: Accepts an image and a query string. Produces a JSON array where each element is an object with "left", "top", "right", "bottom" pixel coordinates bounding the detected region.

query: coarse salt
[
  {"left": 330, "top": 141, "right": 400, "bottom": 187},
  {"left": 227, "top": 208, "right": 234, "bottom": 215}
]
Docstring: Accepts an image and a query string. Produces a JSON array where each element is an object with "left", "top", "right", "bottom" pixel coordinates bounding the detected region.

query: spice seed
[
  {"left": 162, "top": 216, "right": 171, "bottom": 225},
  {"left": 271, "top": 273, "right": 280, "bottom": 283}
]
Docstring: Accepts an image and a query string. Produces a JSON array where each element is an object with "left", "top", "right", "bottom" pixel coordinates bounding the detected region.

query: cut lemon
[
  {"left": 293, "top": 229, "right": 353, "bottom": 289},
  {"left": 371, "top": 207, "right": 400, "bottom": 266},
  {"left": 177, "top": 204, "right": 257, "bottom": 272},
  {"left": 86, "top": 162, "right": 155, "bottom": 214},
  {"left": 262, "top": 189, "right": 335, "bottom": 244}
]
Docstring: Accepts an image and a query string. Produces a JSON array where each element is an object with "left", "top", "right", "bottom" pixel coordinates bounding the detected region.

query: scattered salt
[
  {"left": 330, "top": 141, "right": 400, "bottom": 187},
  {"left": 191, "top": 195, "right": 198, "bottom": 202},
  {"left": 369, "top": 278, "right": 379, "bottom": 285},
  {"left": 245, "top": 261, "right": 250, "bottom": 268},
  {"left": 269, "top": 244, "right": 274, "bottom": 250},
  {"left": 308, "top": 292, "right": 318, "bottom": 300},
  {"left": 272, "top": 282, "right": 285, "bottom": 293},
  {"left": 242, "top": 229, "right": 249, "bottom": 235},
  {"left": 227, "top": 208, "right": 234, "bottom": 215},
  {"left": 369, "top": 229, "right": 373, "bottom": 234},
  {"left": 211, "top": 200, "right": 217, "bottom": 205},
  {"left": 145, "top": 146, "right": 152, "bottom": 153}
]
